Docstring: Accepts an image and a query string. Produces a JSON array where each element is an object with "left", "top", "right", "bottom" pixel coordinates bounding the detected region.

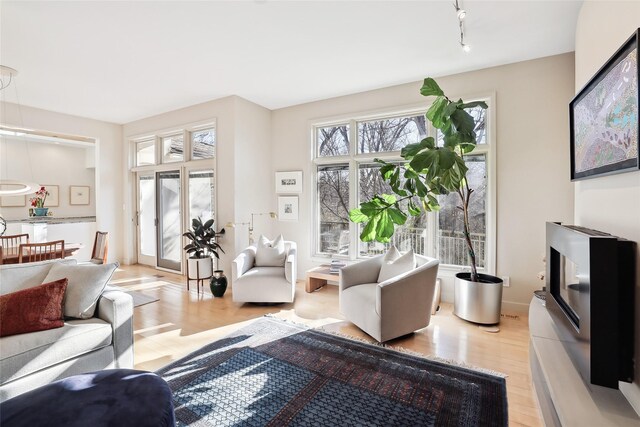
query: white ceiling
[{"left": 0, "top": 1, "right": 582, "bottom": 124}]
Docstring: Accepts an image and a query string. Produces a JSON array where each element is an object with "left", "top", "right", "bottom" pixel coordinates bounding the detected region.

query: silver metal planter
[{"left": 453, "top": 272, "right": 503, "bottom": 324}]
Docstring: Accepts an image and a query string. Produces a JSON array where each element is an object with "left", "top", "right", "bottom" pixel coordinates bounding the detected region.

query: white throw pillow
[
  {"left": 378, "top": 249, "right": 416, "bottom": 283},
  {"left": 381, "top": 245, "right": 401, "bottom": 264},
  {"left": 42, "top": 262, "right": 118, "bottom": 319},
  {"left": 255, "top": 235, "right": 286, "bottom": 267}
]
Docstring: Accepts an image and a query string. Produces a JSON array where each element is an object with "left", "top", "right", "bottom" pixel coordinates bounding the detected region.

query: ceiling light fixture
[
  {"left": 0, "top": 65, "right": 17, "bottom": 91},
  {"left": 0, "top": 66, "right": 42, "bottom": 197},
  {"left": 454, "top": 0, "right": 471, "bottom": 53}
]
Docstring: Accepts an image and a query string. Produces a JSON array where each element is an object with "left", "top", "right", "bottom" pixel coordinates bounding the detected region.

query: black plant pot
[{"left": 210, "top": 270, "right": 227, "bottom": 297}]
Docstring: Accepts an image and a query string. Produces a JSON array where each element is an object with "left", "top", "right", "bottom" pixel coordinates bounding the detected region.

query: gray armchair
[
  {"left": 339, "top": 254, "right": 439, "bottom": 342},
  {"left": 232, "top": 241, "right": 297, "bottom": 303}
]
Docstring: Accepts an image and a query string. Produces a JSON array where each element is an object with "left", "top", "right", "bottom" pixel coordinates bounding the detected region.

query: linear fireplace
[{"left": 545, "top": 222, "right": 635, "bottom": 389}]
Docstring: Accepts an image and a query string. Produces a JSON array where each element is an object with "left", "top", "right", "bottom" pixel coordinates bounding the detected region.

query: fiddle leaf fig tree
[{"left": 349, "top": 78, "right": 487, "bottom": 282}]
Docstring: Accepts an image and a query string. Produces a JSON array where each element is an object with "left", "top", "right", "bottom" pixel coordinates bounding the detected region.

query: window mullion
[{"left": 348, "top": 119, "right": 358, "bottom": 259}]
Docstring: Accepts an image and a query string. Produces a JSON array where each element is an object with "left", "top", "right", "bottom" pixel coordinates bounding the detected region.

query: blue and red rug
[{"left": 157, "top": 317, "right": 508, "bottom": 426}]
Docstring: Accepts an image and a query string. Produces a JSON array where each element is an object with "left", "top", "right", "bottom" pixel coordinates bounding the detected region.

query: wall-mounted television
[
  {"left": 569, "top": 28, "right": 639, "bottom": 181},
  {"left": 545, "top": 222, "right": 635, "bottom": 389}
]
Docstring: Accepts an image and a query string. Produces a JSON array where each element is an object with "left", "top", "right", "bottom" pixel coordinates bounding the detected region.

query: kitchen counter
[{"left": 7, "top": 216, "right": 96, "bottom": 225}]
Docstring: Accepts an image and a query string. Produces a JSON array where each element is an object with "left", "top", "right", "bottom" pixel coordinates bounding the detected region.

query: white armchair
[
  {"left": 232, "top": 241, "right": 297, "bottom": 303},
  {"left": 339, "top": 253, "right": 439, "bottom": 342}
]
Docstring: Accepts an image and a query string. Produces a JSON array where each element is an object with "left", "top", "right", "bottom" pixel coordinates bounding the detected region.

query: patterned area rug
[{"left": 157, "top": 317, "right": 508, "bottom": 426}]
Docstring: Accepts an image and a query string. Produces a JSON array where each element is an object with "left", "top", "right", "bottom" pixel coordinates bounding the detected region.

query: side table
[{"left": 306, "top": 265, "right": 339, "bottom": 292}]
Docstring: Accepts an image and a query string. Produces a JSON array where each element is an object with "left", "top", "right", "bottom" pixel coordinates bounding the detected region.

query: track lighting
[{"left": 454, "top": 0, "right": 471, "bottom": 53}]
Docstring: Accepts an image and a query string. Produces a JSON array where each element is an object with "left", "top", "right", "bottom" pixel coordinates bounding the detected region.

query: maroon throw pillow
[{"left": 0, "top": 278, "right": 68, "bottom": 337}]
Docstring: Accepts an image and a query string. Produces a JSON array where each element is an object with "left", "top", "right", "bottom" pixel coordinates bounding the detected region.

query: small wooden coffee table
[{"left": 305, "top": 265, "right": 339, "bottom": 292}]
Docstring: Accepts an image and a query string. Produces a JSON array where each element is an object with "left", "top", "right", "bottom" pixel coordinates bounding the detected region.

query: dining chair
[
  {"left": 18, "top": 240, "right": 65, "bottom": 263},
  {"left": 0, "top": 234, "right": 30, "bottom": 265},
  {"left": 90, "top": 231, "right": 109, "bottom": 264},
  {"left": 0, "top": 233, "right": 29, "bottom": 249}
]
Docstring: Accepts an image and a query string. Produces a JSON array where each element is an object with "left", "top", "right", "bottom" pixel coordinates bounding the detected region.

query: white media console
[{"left": 529, "top": 297, "right": 639, "bottom": 426}]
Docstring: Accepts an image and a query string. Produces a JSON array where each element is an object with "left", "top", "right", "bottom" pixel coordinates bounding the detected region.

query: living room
[{"left": 0, "top": 1, "right": 639, "bottom": 426}]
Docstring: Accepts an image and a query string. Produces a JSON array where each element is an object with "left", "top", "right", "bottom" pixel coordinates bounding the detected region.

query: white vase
[{"left": 187, "top": 257, "right": 213, "bottom": 279}]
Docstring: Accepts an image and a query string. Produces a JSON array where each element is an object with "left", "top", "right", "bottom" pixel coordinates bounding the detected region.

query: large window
[
  {"left": 313, "top": 101, "right": 494, "bottom": 272},
  {"left": 130, "top": 120, "right": 217, "bottom": 273}
]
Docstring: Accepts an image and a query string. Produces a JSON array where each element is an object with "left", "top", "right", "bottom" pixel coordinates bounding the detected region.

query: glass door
[
  {"left": 136, "top": 172, "right": 156, "bottom": 267},
  {"left": 186, "top": 168, "right": 216, "bottom": 267},
  {"left": 156, "top": 170, "right": 182, "bottom": 271},
  {"left": 188, "top": 169, "right": 215, "bottom": 222}
]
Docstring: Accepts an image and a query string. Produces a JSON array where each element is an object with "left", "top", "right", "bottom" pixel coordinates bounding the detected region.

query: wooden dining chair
[
  {"left": 0, "top": 234, "right": 30, "bottom": 265},
  {"left": 90, "top": 231, "right": 109, "bottom": 264},
  {"left": 0, "top": 233, "right": 29, "bottom": 249},
  {"left": 18, "top": 240, "right": 65, "bottom": 263}
]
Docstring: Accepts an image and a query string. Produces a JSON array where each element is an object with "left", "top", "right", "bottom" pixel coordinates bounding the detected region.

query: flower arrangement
[{"left": 29, "top": 187, "right": 50, "bottom": 208}]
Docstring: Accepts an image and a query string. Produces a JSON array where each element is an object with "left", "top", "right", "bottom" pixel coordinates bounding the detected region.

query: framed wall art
[
  {"left": 570, "top": 28, "right": 639, "bottom": 181},
  {"left": 0, "top": 195, "right": 26, "bottom": 207},
  {"left": 278, "top": 196, "right": 298, "bottom": 221},
  {"left": 42, "top": 185, "right": 59, "bottom": 207},
  {"left": 275, "top": 171, "right": 303, "bottom": 194},
  {"left": 69, "top": 185, "right": 90, "bottom": 205}
]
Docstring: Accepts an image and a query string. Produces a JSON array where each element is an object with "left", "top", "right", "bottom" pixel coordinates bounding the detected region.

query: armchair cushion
[
  {"left": 42, "top": 262, "right": 118, "bottom": 319},
  {"left": 378, "top": 249, "right": 416, "bottom": 283},
  {"left": 255, "top": 235, "right": 286, "bottom": 267}
]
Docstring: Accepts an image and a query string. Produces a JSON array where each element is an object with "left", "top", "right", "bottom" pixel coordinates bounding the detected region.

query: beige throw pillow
[
  {"left": 42, "top": 262, "right": 118, "bottom": 319},
  {"left": 255, "top": 235, "right": 286, "bottom": 267},
  {"left": 378, "top": 249, "right": 416, "bottom": 283}
]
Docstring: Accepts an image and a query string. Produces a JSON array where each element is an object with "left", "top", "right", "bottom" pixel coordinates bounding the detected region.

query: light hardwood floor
[{"left": 112, "top": 264, "right": 542, "bottom": 426}]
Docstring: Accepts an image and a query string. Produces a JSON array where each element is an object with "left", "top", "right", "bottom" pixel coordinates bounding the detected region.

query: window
[
  {"left": 317, "top": 164, "right": 350, "bottom": 255},
  {"left": 358, "top": 115, "right": 426, "bottom": 153},
  {"left": 317, "top": 124, "right": 349, "bottom": 157},
  {"left": 313, "top": 100, "right": 495, "bottom": 272},
  {"left": 162, "top": 134, "right": 184, "bottom": 163},
  {"left": 191, "top": 128, "right": 215, "bottom": 160},
  {"left": 133, "top": 122, "right": 216, "bottom": 166},
  {"left": 136, "top": 139, "right": 155, "bottom": 166},
  {"left": 129, "top": 120, "right": 217, "bottom": 273}
]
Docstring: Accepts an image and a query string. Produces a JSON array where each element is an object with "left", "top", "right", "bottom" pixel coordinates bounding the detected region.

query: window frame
[
  {"left": 311, "top": 95, "right": 496, "bottom": 275},
  {"left": 128, "top": 119, "right": 218, "bottom": 273}
]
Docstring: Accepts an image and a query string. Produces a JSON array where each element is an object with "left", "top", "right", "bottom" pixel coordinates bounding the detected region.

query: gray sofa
[{"left": 0, "top": 259, "right": 133, "bottom": 401}]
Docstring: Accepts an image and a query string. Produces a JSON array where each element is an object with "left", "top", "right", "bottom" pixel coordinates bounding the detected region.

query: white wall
[
  {"left": 122, "top": 95, "right": 273, "bottom": 275},
  {"left": 0, "top": 102, "right": 124, "bottom": 262},
  {"left": 232, "top": 97, "right": 273, "bottom": 250},
  {"left": 271, "top": 53, "right": 576, "bottom": 312},
  {"left": 574, "top": 1, "right": 640, "bottom": 413},
  {"left": 0, "top": 138, "right": 95, "bottom": 219}
]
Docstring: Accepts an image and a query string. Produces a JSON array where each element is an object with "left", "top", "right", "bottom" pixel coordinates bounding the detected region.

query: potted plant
[
  {"left": 29, "top": 186, "right": 50, "bottom": 216},
  {"left": 349, "top": 77, "right": 503, "bottom": 324},
  {"left": 183, "top": 217, "right": 226, "bottom": 295}
]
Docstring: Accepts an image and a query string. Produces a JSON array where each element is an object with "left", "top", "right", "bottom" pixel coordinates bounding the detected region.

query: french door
[
  {"left": 136, "top": 172, "right": 156, "bottom": 267},
  {"left": 136, "top": 167, "right": 215, "bottom": 273},
  {"left": 156, "top": 170, "right": 182, "bottom": 271}
]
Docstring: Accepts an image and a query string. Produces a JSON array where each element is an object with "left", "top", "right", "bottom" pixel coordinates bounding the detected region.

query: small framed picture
[
  {"left": 275, "top": 171, "right": 303, "bottom": 194},
  {"left": 278, "top": 196, "right": 299, "bottom": 221},
  {"left": 42, "top": 185, "right": 59, "bottom": 207},
  {"left": 0, "top": 195, "right": 26, "bottom": 207},
  {"left": 69, "top": 185, "right": 90, "bottom": 205}
]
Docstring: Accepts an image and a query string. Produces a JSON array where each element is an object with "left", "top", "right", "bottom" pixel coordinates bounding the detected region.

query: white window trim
[
  {"left": 127, "top": 118, "right": 218, "bottom": 272},
  {"left": 310, "top": 94, "right": 497, "bottom": 275},
  {"left": 129, "top": 119, "right": 217, "bottom": 172}
]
